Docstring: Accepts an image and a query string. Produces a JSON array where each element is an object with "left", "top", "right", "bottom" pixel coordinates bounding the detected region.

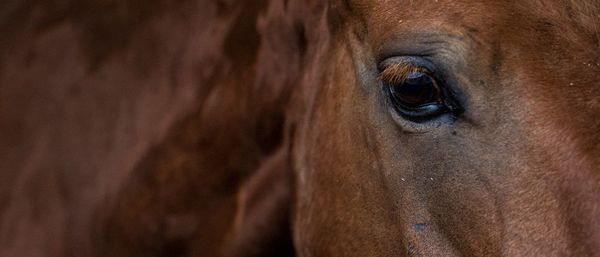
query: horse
[{"left": 0, "top": 0, "right": 598, "bottom": 256}]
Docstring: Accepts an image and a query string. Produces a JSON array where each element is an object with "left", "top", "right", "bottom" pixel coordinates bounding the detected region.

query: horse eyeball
[{"left": 389, "top": 72, "right": 442, "bottom": 107}]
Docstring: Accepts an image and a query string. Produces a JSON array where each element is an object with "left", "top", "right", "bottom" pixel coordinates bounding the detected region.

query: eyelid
[
  {"left": 379, "top": 63, "right": 430, "bottom": 85},
  {"left": 378, "top": 56, "right": 438, "bottom": 73},
  {"left": 378, "top": 56, "right": 439, "bottom": 86}
]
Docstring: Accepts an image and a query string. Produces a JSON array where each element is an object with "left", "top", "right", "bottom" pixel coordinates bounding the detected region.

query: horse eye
[
  {"left": 390, "top": 72, "right": 441, "bottom": 106},
  {"left": 386, "top": 71, "right": 448, "bottom": 121}
]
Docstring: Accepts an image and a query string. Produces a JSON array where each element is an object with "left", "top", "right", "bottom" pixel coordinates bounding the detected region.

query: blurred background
[{"left": 0, "top": 1, "right": 297, "bottom": 256}]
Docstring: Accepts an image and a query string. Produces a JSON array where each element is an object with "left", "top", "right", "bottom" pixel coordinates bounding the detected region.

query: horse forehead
[
  {"left": 349, "top": 0, "right": 600, "bottom": 36},
  {"left": 349, "top": 0, "right": 598, "bottom": 14},
  {"left": 346, "top": 0, "right": 600, "bottom": 81},
  {"left": 340, "top": 0, "right": 599, "bottom": 159}
]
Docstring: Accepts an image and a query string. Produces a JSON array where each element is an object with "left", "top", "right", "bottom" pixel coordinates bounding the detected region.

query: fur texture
[{"left": 0, "top": 0, "right": 598, "bottom": 256}]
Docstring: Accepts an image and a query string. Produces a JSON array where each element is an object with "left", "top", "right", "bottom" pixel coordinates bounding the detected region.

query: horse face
[{"left": 292, "top": 1, "right": 600, "bottom": 256}]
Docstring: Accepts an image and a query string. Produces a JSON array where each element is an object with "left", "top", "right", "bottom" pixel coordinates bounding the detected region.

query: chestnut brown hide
[{"left": 0, "top": 0, "right": 599, "bottom": 256}]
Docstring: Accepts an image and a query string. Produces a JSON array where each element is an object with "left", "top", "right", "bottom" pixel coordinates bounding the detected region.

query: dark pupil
[{"left": 391, "top": 72, "right": 440, "bottom": 107}]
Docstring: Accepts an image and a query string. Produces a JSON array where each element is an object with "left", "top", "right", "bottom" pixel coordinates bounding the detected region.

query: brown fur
[{"left": 0, "top": 0, "right": 598, "bottom": 257}]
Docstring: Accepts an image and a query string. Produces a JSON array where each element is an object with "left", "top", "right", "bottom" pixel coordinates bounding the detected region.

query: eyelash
[{"left": 379, "top": 63, "right": 431, "bottom": 85}]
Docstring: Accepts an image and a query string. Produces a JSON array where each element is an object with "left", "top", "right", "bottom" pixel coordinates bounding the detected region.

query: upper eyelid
[
  {"left": 378, "top": 56, "right": 438, "bottom": 73},
  {"left": 378, "top": 63, "right": 430, "bottom": 85}
]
